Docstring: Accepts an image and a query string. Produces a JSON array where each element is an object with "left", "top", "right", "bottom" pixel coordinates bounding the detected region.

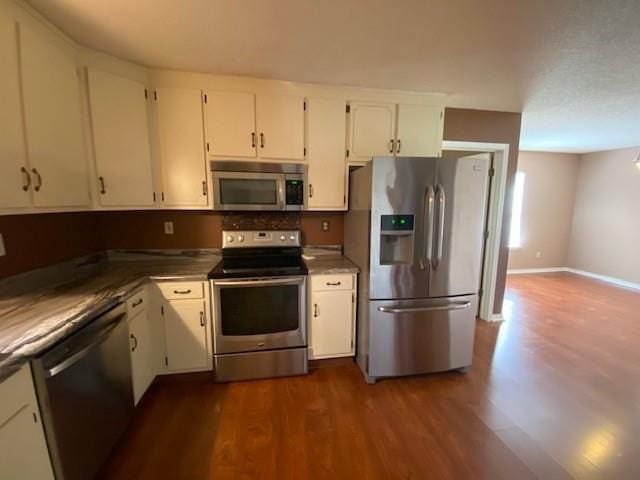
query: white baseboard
[
  {"left": 565, "top": 268, "right": 640, "bottom": 292},
  {"left": 507, "top": 267, "right": 567, "bottom": 275}
]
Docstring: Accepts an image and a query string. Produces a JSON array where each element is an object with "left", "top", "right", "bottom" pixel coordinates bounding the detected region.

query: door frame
[{"left": 442, "top": 141, "right": 509, "bottom": 322}]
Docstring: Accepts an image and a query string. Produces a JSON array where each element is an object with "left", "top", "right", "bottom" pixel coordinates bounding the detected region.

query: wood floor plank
[{"left": 98, "top": 272, "right": 640, "bottom": 479}]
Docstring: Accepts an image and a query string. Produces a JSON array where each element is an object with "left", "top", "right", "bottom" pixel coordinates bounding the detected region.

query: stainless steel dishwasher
[{"left": 31, "top": 303, "right": 134, "bottom": 480}]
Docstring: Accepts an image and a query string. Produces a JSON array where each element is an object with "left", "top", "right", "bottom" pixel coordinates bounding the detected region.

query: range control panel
[{"left": 222, "top": 230, "right": 301, "bottom": 248}]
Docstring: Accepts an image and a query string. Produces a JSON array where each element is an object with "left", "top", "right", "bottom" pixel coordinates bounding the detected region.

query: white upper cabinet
[
  {"left": 87, "top": 69, "right": 154, "bottom": 207},
  {"left": 204, "top": 91, "right": 256, "bottom": 158},
  {"left": 156, "top": 88, "right": 208, "bottom": 206},
  {"left": 396, "top": 104, "right": 444, "bottom": 157},
  {"left": 19, "top": 23, "right": 89, "bottom": 208},
  {"left": 349, "top": 102, "right": 396, "bottom": 161},
  {"left": 306, "top": 98, "right": 347, "bottom": 210},
  {"left": 256, "top": 94, "right": 305, "bottom": 160},
  {"left": 0, "top": 15, "right": 30, "bottom": 210}
]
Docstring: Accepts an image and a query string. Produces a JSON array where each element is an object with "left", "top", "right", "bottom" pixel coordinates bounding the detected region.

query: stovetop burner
[{"left": 208, "top": 230, "right": 307, "bottom": 279}]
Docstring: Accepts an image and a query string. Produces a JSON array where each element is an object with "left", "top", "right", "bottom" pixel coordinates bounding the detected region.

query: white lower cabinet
[
  {"left": 0, "top": 365, "right": 54, "bottom": 480},
  {"left": 158, "top": 282, "right": 212, "bottom": 373},
  {"left": 127, "top": 288, "right": 155, "bottom": 405},
  {"left": 309, "top": 274, "right": 357, "bottom": 359}
]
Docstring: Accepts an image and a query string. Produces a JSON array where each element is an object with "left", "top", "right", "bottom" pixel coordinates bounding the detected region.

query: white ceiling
[{"left": 26, "top": 0, "right": 640, "bottom": 153}]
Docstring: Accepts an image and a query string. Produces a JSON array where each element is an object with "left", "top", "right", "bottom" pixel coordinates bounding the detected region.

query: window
[{"left": 509, "top": 171, "right": 525, "bottom": 248}]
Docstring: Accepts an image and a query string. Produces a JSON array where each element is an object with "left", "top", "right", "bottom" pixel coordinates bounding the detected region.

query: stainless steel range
[{"left": 208, "top": 230, "right": 308, "bottom": 382}]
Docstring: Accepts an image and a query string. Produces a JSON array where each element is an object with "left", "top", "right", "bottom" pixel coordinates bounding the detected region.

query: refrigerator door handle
[
  {"left": 420, "top": 185, "right": 435, "bottom": 270},
  {"left": 433, "top": 184, "right": 446, "bottom": 269},
  {"left": 377, "top": 301, "right": 471, "bottom": 314}
]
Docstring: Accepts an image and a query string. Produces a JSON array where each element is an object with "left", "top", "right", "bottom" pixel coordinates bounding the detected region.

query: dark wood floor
[{"left": 99, "top": 273, "right": 640, "bottom": 479}]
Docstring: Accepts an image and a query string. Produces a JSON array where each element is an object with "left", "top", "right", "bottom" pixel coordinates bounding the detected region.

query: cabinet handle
[
  {"left": 326, "top": 281, "right": 342, "bottom": 286},
  {"left": 202, "top": 180, "right": 207, "bottom": 196},
  {"left": 32, "top": 168, "right": 42, "bottom": 192},
  {"left": 260, "top": 133, "right": 265, "bottom": 148},
  {"left": 314, "top": 303, "right": 319, "bottom": 317},
  {"left": 130, "top": 334, "right": 138, "bottom": 352},
  {"left": 251, "top": 132, "right": 256, "bottom": 148},
  {"left": 132, "top": 298, "right": 143, "bottom": 308},
  {"left": 21, "top": 167, "right": 31, "bottom": 191},
  {"left": 396, "top": 139, "right": 401, "bottom": 154},
  {"left": 309, "top": 184, "right": 313, "bottom": 198},
  {"left": 389, "top": 139, "right": 395, "bottom": 153},
  {"left": 173, "top": 289, "right": 192, "bottom": 295},
  {"left": 200, "top": 311, "right": 205, "bottom": 327},
  {"left": 98, "top": 176, "right": 106, "bottom": 194}
]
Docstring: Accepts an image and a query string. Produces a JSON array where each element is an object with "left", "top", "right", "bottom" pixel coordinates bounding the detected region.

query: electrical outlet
[
  {"left": 321, "top": 220, "right": 330, "bottom": 232},
  {"left": 164, "top": 221, "right": 174, "bottom": 235},
  {"left": 0, "top": 233, "right": 5, "bottom": 256}
]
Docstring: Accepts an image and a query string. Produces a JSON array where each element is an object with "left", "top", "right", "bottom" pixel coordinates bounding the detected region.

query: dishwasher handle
[{"left": 45, "top": 315, "right": 125, "bottom": 378}]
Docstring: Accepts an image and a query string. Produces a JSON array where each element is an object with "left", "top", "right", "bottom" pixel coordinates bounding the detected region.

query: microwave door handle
[{"left": 278, "top": 176, "right": 286, "bottom": 210}]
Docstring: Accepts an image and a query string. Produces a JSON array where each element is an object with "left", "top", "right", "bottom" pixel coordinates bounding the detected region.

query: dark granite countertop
[{"left": 0, "top": 250, "right": 220, "bottom": 381}]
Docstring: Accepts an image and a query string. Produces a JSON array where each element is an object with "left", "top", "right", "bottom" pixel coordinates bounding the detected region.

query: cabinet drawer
[
  {"left": 311, "top": 274, "right": 353, "bottom": 292},
  {"left": 157, "top": 281, "right": 204, "bottom": 300},
  {"left": 126, "top": 287, "right": 149, "bottom": 317},
  {"left": 0, "top": 364, "right": 33, "bottom": 426}
]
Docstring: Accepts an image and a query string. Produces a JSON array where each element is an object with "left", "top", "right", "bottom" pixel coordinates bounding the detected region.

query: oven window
[
  {"left": 219, "top": 178, "right": 278, "bottom": 205},
  {"left": 220, "top": 285, "right": 299, "bottom": 335}
]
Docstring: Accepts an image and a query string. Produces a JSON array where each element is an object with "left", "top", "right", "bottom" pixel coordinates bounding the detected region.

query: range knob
[
  {"left": 226, "top": 235, "right": 234, "bottom": 243},
  {"left": 238, "top": 235, "right": 244, "bottom": 242},
  {"left": 280, "top": 235, "right": 286, "bottom": 241},
  {"left": 290, "top": 235, "right": 296, "bottom": 241}
]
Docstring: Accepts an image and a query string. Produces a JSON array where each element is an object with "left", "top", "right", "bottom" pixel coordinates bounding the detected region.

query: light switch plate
[
  {"left": 0, "top": 233, "right": 5, "bottom": 256},
  {"left": 164, "top": 221, "right": 174, "bottom": 235}
]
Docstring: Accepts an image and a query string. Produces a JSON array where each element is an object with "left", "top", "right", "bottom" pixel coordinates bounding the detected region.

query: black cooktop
[{"left": 208, "top": 246, "right": 308, "bottom": 279}]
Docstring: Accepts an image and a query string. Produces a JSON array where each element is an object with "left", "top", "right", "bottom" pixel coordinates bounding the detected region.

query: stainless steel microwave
[{"left": 210, "top": 161, "right": 304, "bottom": 211}]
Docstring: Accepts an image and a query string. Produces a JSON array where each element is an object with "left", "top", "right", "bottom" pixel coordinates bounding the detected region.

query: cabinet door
[
  {"left": 306, "top": 98, "right": 347, "bottom": 210},
  {"left": 349, "top": 102, "right": 396, "bottom": 162},
  {"left": 256, "top": 94, "right": 305, "bottom": 160},
  {"left": 129, "top": 311, "right": 155, "bottom": 405},
  {"left": 310, "top": 290, "right": 354, "bottom": 359},
  {"left": 156, "top": 88, "right": 208, "bottom": 206},
  {"left": 163, "top": 299, "right": 208, "bottom": 371},
  {"left": 0, "top": 405, "right": 54, "bottom": 480},
  {"left": 204, "top": 91, "right": 256, "bottom": 157},
  {"left": 0, "top": 16, "right": 30, "bottom": 209},
  {"left": 396, "top": 104, "right": 444, "bottom": 157},
  {"left": 88, "top": 69, "right": 154, "bottom": 207},
  {"left": 19, "top": 23, "right": 89, "bottom": 208}
]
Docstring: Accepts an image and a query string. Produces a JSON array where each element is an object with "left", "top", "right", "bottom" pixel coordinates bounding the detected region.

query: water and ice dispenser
[{"left": 379, "top": 215, "right": 415, "bottom": 265}]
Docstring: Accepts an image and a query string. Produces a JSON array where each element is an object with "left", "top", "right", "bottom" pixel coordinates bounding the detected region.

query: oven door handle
[{"left": 213, "top": 277, "right": 304, "bottom": 287}]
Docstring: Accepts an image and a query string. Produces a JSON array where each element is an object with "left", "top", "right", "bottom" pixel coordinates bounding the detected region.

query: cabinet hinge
[
  {"left": 484, "top": 230, "right": 490, "bottom": 240},
  {"left": 478, "top": 288, "right": 484, "bottom": 297},
  {"left": 204, "top": 93, "right": 208, "bottom": 104},
  {"left": 346, "top": 104, "right": 351, "bottom": 113},
  {"left": 144, "top": 88, "right": 148, "bottom": 99},
  {"left": 303, "top": 147, "right": 306, "bottom": 156},
  {"left": 346, "top": 149, "right": 350, "bottom": 158},
  {"left": 440, "top": 110, "right": 443, "bottom": 119},
  {"left": 154, "top": 90, "right": 157, "bottom": 101},
  {"left": 161, "top": 305, "right": 164, "bottom": 315},
  {"left": 32, "top": 412, "right": 38, "bottom": 423},
  {"left": 352, "top": 292, "right": 355, "bottom": 303},
  {"left": 206, "top": 142, "right": 210, "bottom": 152},
  {"left": 344, "top": 194, "right": 347, "bottom": 205},
  {"left": 165, "top": 356, "right": 168, "bottom": 366},
  {"left": 350, "top": 339, "right": 354, "bottom": 349},
  {"left": 489, "top": 167, "right": 495, "bottom": 177},
  {"left": 161, "top": 192, "right": 165, "bottom": 202},
  {"left": 153, "top": 192, "right": 156, "bottom": 202},
  {"left": 303, "top": 101, "right": 306, "bottom": 111}
]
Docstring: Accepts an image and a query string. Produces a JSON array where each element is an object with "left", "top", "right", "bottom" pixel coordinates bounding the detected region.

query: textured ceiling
[{"left": 26, "top": 0, "right": 640, "bottom": 153}]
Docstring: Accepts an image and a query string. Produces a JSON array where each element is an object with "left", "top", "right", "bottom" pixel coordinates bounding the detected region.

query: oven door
[
  {"left": 212, "top": 171, "right": 285, "bottom": 211},
  {"left": 211, "top": 276, "right": 307, "bottom": 354}
]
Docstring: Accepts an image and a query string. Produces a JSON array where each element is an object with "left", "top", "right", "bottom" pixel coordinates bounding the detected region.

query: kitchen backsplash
[{"left": 0, "top": 211, "right": 344, "bottom": 279}]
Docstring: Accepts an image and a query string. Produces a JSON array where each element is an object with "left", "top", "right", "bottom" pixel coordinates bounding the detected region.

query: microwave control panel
[{"left": 285, "top": 178, "right": 304, "bottom": 206}]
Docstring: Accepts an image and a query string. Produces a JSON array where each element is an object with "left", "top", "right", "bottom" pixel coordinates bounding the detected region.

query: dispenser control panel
[{"left": 381, "top": 215, "right": 414, "bottom": 232}]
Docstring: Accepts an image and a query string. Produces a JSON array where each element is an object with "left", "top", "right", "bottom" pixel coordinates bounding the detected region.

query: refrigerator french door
[{"left": 346, "top": 155, "right": 489, "bottom": 383}]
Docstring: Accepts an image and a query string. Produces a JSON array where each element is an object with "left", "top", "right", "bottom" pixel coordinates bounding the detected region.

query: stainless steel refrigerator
[{"left": 344, "top": 155, "right": 490, "bottom": 383}]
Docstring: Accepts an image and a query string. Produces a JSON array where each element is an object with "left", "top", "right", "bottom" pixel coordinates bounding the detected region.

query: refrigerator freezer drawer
[{"left": 367, "top": 295, "right": 477, "bottom": 379}]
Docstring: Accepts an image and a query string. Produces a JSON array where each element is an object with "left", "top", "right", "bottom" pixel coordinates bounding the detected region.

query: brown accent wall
[
  {"left": 0, "top": 210, "right": 344, "bottom": 279},
  {"left": 443, "top": 107, "right": 522, "bottom": 315},
  {"left": 0, "top": 212, "right": 101, "bottom": 279}
]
